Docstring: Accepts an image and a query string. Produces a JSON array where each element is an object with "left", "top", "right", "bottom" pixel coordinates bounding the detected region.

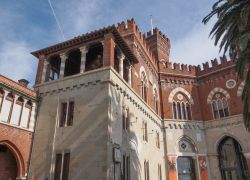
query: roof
[
  {"left": 31, "top": 25, "right": 138, "bottom": 63},
  {"left": 0, "top": 75, "right": 36, "bottom": 98}
]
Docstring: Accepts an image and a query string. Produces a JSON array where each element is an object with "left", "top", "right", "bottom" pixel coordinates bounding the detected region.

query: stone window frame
[
  {"left": 59, "top": 99, "right": 75, "bottom": 127},
  {"left": 54, "top": 150, "right": 71, "bottom": 180},
  {"left": 172, "top": 101, "right": 192, "bottom": 120}
]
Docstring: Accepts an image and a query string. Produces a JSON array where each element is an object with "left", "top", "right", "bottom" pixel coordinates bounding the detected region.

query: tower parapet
[
  {"left": 145, "top": 28, "right": 171, "bottom": 63},
  {"left": 117, "top": 19, "right": 158, "bottom": 69},
  {"left": 197, "top": 56, "right": 236, "bottom": 76}
]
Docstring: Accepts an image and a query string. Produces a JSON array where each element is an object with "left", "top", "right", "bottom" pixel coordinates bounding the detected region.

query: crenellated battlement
[
  {"left": 160, "top": 61, "right": 197, "bottom": 76},
  {"left": 146, "top": 28, "right": 170, "bottom": 44},
  {"left": 117, "top": 19, "right": 159, "bottom": 67},
  {"left": 196, "top": 56, "right": 236, "bottom": 76}
]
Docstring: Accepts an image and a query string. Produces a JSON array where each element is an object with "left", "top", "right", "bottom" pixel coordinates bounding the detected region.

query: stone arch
[
  {"left": 207, "top": 87, "right": 230, "bottom": 104},
  {"left": 139, "top": 66, "right": 148, "bottom": 82},
  {"left": 176, "top": 135, "right": 197, "bottom": 153},
  {"left": 215, "top": 134, "right": 245, "bottom": 153},
  {"left": 237, "top": 81, "right": 245, "bottom": 97},
  {"left": 168, "top": 87, "right": 194, "bottom": 104},
  {"left": 0, "top": 140, "right": 25, "bottom": 177}
]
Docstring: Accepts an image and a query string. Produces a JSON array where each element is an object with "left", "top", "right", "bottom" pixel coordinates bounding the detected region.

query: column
[
  {"left": 59, "top": 53, "right": 67, "bottom": 78},
  {"left": 79, "top": 46, "right": 88, "bottom": 73},
  {"left": 41, "top": 61, "right": 48, "bottom": 82},
  {"left": 119, "top": 54, "right": 125, "bottom": 77},
  {"left": 128, "top": 64, "right": 132, "bottom": 85}
]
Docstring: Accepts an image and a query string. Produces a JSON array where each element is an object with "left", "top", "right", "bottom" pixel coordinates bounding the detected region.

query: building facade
[
  {"left": 28, "top": 19, "right": 250, "bottom": 180},
  {"left": 0, "top": 75, "right": 37, "bottom": 180}
]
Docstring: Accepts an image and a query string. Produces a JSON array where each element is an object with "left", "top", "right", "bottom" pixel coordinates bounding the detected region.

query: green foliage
[{"left": 203, "top": 0, "right": 250, "bottom": 130}]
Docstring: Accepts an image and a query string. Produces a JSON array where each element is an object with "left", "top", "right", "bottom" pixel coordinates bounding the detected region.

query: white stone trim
[
  {"left": 207, "top": 87, "right": 230, "bottom": 104},
  {"left": 237, "top": 81, "right": 245, "bottom": 97},
  {"left": 168, "top": 87, "right": 194, "bottom": 104}
]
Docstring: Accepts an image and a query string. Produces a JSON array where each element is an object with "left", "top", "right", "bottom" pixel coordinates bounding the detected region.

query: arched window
[
  {"left": 153, "top": 88, "right": 158, "bottom": 113},
  {"left": 218, "top": 137, "right": 249, "bottom": 180},
  {"left": 172, "top": 93, "right": 192, "bottom": 120},
  {"left": 211, "top": 93, "right": 230, "bottom": 119},
  {"left": 20, "top": 100, "right": 32, "bottom": 128},
  {"left": 141, "top": 71, "right": 148, "bottom": 102}
]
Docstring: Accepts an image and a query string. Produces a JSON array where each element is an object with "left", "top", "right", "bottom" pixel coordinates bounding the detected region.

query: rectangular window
[
  {"left": 54, "top": 152, "right": 70, "bottom": 180},
  {"left": 158, "top": 164, "right": 162, "bottom": 180},
  {"left": 122, "top": 108, "right": 130, "bottom": 131},
  {"left": 67, "top": 101, "right": 74, "bottom": 126},
  {"left": 143, "top": 122, "right": 148, "bottom": 142},
  {"left": 60, "top": 103, "right": 67, "bottom": 127},
  {"left": 59, "top": 101, "right": 74, "bottom": 127},
  {"left": 156, "top": 132, "right": 160, "bottom": 149},
  {"left": 122, "top": 155, "right": 130, "bottom": 180}
]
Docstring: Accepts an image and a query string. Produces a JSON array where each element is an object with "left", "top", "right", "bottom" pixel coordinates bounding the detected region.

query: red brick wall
[{"left": 0, "top": 123, "right": 33, "bottom": 177}]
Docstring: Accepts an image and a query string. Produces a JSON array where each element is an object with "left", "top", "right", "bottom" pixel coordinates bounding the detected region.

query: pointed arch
[
  {"left": 176, "top": 135, "right": 197, "bottom": 153},
  {"left": 207, "top": 87, "right": 230, "bottom": 104},
  {"left": 168, "top": 87, "right": 194, "bottom": 104},
  {"left": 0, "top": 140, "right": 25, "bottom": 177},
  {"left": 237, "top": 81, "right": 245, "bottom": 97},
  {"left": 215, "top": 134, "right": 244, "bottom": 152}
]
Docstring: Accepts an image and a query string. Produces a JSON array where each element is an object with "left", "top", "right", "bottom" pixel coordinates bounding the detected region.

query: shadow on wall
[{"left": 110, "top": 84, "right": 142, "bottom": 180}]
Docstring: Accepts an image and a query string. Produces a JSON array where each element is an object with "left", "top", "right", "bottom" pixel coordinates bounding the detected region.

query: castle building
[
  {"left": 0, "top": 75, "right": 37, "bottom": 180},
  {"left": 28, "top": 19, "right": 250, "bottom": 180}
]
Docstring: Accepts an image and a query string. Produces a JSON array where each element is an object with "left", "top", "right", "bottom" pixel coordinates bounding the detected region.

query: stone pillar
[
  {"left": 119, "top": 54, "right": 125, "bottom": 77},
  {"left": 41, "top": 60, "right": 48, "bottom": 82},
  {"left": 79, "top": 46, "right": 88, "bottom": 73},
  {"left": 128, "top": 64, "right": 132, "bottom": 85},
  {"left": 59, "top": 53, "right": 67, "bottom": 78}
]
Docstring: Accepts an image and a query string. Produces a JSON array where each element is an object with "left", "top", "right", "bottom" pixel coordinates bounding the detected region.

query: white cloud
[
  {"left": 0, "top": 41, "right": 37, "bottom": 85},
  {"left": 170, "top": 21, "right": 222, "bottom": 66}
]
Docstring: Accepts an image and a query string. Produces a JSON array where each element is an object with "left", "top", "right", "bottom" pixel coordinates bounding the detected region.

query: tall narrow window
[
  {"left": 141, "top": 72, "right": 148, "bottom": 102},
  {"left": 173, "top": 102, "right": 177, "bottom": 119},
  {"left": 181, "top": 103, "right": 187, "bottom": 120},
  {"left": 54, "top": 154, "right": 62, "bottom": 180},
  {"left": 122, "top": 108, "right": 130, "bottom": 131},
  {"left": 60, "top": 103, "right": 67, "bottom": 127},
  {"left": 158, "top": 164, "right": 162, "bottom": 180},
  {"left": 177, "top": 102, "right": 182, "bottom": 119},
  {"left": 172, "top": 93, "right": 192, "bottom": 120},
  {"left": 144, "top": 160, "right": 150, "bottom": 180},
  {"left": 143, "top": 122, "right": 148, "bottom": 142},
  {"left": 211, "top": 93, "right": 230, "bottom": 119},
  {"left": 156, "top": 131, "right": 160, "bottom": 149},
  {"left": 122, "top": 155, "right": 130, "bottom": 180},
  {"left": 59, "top": 101, "right": 74, "bottom": 127},
  {"left": 186, "top": 104, "right": 192, "bottom": 120},
  {"left": 54, "top": 152, "right": 70, "bottom": 180},
  {"left": 67, "top": 101, "right": 74, "bottom": 126}
]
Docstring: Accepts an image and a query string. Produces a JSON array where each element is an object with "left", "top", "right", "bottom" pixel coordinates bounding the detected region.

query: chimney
[{"left": 18, "top": 79, "right": 29, "bottom": 87}]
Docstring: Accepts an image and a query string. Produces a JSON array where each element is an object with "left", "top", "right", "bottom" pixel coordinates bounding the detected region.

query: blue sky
[{"left": 0, "top": 0, "right": 220, "bottom": 86}]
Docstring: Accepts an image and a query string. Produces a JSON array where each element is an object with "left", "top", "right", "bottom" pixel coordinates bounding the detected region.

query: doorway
[
  {"left": 0, "top": 144, "right": 18, "bottom": 180},
  {"left": 177, "top": 156, "right": 196, "bottom": 180},
  {"left": 218, "top": 137, "right": 250, "bottom": 180}
]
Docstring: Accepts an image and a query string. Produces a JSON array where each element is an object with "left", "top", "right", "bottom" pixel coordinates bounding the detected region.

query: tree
[{"left": 203, "top": 0, "right": 250, "bottom": 130}]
